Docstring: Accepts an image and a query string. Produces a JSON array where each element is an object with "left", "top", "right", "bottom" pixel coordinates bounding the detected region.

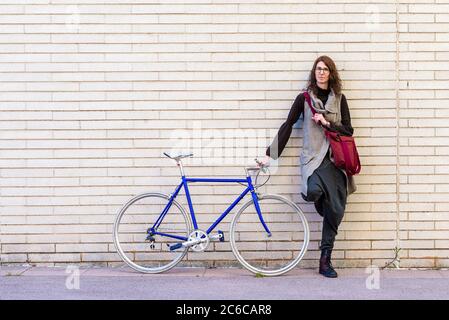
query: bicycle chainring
[{"left": 188, "top": 230, "right": 209, "bottom": 252}]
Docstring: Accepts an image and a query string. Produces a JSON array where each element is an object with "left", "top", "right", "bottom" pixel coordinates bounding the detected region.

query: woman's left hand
[{"left": 312, "top": 113, "right": 330, "bottom": 126}]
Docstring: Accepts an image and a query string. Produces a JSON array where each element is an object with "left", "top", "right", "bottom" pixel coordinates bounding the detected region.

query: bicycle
[{"left": 113, "top": 152, "right": 310, "bottom": 276}]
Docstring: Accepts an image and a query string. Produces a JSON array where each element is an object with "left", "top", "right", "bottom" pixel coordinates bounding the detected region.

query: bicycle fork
[{"left": 251, "top": 191, "right": 272, "bottom": 237}]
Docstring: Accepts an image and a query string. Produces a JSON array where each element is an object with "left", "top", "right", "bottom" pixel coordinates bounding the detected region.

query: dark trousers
[{"left": 303, "top": 153, "right": 347, "bottom": 251}]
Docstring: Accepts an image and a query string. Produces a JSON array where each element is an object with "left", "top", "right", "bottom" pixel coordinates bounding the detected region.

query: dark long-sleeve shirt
[{"left": 266, "top": 87, "right": 354, "bottom": 160}]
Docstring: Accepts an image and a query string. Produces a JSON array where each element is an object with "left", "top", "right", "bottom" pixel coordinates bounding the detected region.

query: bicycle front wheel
[
  {"left": 113, "top": 193, "right": 192, "bottom": 273},
  {"left": 230, "top": 194, "right": 309, "bottom": 276}
]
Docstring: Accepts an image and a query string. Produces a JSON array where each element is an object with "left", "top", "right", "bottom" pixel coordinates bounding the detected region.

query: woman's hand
[
  {"left": 257, "top": 155, "right": 271, "bottom": 168},
  {"left": 312, "top": 113, "right": 330, "bottom": 127}
]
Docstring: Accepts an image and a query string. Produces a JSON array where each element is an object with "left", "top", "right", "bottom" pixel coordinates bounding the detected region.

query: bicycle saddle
[{"left": 163, "top": 152, "right": 194, "bottom": 161}]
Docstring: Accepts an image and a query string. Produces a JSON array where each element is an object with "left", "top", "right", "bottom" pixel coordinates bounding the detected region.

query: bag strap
[
  {"left": 304, "top": 91, "right": 333, "bottom": 132},
  {"left": 303, "top": 91, "right": 316, "bottom": 115}
]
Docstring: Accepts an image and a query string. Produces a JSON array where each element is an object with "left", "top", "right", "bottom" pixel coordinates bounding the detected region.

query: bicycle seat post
[{"left": 177, "top": 160, "right": 185, "bottom": 177}]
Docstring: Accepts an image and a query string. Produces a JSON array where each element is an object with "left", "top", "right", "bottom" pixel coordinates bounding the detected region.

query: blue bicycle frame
[{"left": 148, "top": 174, "right": 271, "bottom": 242}]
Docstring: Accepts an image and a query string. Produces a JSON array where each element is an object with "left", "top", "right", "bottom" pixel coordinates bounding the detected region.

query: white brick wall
[{"left": 1, "top": 0, "right": 448, "bottom": 269}]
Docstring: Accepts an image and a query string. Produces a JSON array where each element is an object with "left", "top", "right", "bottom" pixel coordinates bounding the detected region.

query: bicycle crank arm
[{"left": 169, "top": 238, "right": 203, "bottom": 251}]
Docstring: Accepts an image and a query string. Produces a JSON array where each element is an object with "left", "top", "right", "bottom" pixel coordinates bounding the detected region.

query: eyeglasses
[{"left": 315, "top": 67, "right": 330, "bottom": 74}]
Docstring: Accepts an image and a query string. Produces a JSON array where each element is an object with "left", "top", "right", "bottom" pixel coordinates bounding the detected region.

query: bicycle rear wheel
[
  {"left": 230, "top": 194, "right": 309, "bottom": 276},
  {"left": 113, "top": 193, "right": 192, "bottom": 273}
]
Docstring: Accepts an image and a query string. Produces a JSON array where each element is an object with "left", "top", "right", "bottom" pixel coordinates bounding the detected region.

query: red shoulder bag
[{"left": 303, "top": 92, "right": 361, "bottom": 176}]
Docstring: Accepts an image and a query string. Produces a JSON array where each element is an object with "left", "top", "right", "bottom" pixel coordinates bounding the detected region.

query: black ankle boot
[{"left": 319, "top": 248, "right": 338, "bottom": 278}]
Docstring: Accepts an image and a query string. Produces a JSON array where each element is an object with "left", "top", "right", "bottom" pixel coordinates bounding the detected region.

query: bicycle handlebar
[{"left": 254, "top": 158, "right": 268, "bottom": 173}]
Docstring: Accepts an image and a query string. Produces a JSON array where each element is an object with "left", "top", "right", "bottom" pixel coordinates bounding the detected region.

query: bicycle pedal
[
  {"left": 210, "top": 230, "right": 225, "bottom": 242},
  {"left": 218, "top": 230, "right": 224, "bottom": 242},
  {"left": 169, "top": 243, "right": 183, "bottom": 251}
]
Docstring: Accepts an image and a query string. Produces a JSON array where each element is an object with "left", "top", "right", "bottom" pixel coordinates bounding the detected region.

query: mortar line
[{"left": 395, "top": 0, "right": 402, "bottom": 265}]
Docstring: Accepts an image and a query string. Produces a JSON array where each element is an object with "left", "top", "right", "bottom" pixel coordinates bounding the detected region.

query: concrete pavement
[{"left": 1, "top": 265, "right": 449, "bottom": 300}]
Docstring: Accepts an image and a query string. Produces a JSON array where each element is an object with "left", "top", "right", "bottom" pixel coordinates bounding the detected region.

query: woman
[{"left": 259, "top": 56, "right": 356, "bottom": 278}]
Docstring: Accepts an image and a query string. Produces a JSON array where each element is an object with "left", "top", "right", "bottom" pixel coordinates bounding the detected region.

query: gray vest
[{"left": 300, "top": 89, "right": 356, "bottom": 197}]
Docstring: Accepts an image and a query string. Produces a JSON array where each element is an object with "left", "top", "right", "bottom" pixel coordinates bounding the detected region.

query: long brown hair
[{"left": 307, "top": 55, "right": 342, "bottom": 96}]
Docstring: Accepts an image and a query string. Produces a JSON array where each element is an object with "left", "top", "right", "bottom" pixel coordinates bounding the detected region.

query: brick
[
  {"left": 2, "top": 243, "right": 55, "bottom": 254},
  {"left": 56, "top": 244, "right": 108, "bottom": 253},
  {"left": 409, "top": 231, "right": 449, "bottom": 240},
  {"left": 27, "top": 253, "right": 81, "bottom": 263}
]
